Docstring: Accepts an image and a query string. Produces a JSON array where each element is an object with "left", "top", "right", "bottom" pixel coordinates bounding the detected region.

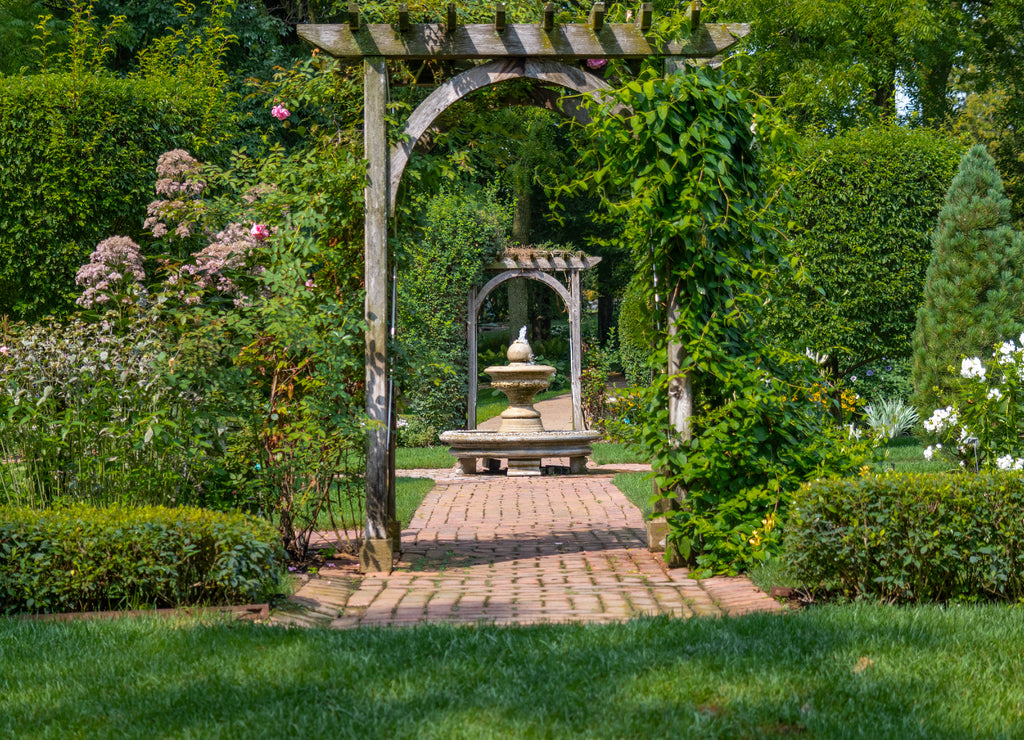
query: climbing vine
[{"left": 562, "top": 64, "right": 872, "bottom": 575}]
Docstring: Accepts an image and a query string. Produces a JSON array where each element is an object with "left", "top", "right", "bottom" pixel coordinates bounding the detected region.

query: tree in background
[
  {"left": 912, "top": 145, "right": 1024, "bottom": 412},
  {"left": 761, "top": 125, "right": 964, "bottom": 385}
]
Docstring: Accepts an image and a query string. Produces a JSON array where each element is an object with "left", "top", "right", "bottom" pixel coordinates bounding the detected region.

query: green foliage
[
  {"left": 0, "top": 503, "right": 282, "bottom": 614},
  {"left": 397, "top": 188, "right": 510, "bottom": 439},
  {"left": 707, "top": 0, "right": 961, "bottom": 129},
  {"left": 0, "top": 316, "right": 220, "bottom": 509},
  {"left": 0, "top": 72, "right": 237, "bottom": 321},
  {"left": 616, "top": 274, "right": 657, "bottom": 387},
  {"left": 580, "top": 332, "right": 615, "bottom": 432},
  {"left": 148, "top": 143, "right": 368, "bottom": 560},
  {"left": 912, "top": 145, "right": 1024, "bottom": 411},
  {"left": 919, "top": 335, "right": 1024, "bottom": 472},
  {"left": 614, "top": 350, "right": 876, "bottom": 575},
  {"left": 786, "top": 472, "right": 1024, "bottom": 603},
  {"left": 763, "top": 125, "right": 965, "bottom": 380},
  {"left": 863, "top": 398, "right": 919, "bottom": 442},
  {"left": 564, "top": 64, "right": 875, "bottom": 575}
]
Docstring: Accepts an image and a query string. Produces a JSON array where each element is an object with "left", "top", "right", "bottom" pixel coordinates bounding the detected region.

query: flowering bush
[
  {"left": 75, "top": 236, "right": 147, "bottom": 309},
  {"left": 921, "top": 335, "right": 1024, "bottom": 470}
]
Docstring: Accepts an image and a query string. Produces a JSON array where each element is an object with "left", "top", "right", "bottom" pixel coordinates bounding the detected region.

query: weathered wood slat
[
  {"left": 363, "top": 56, "right": 392, "bottom": 550},
  {"left": 299, "top": 22, "right": 749, "bottom": 60}
]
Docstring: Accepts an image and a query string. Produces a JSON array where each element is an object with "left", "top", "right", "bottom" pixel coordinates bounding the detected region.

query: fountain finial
[{"left": 507, "top": 327, "right": 532, "bottom": 363}]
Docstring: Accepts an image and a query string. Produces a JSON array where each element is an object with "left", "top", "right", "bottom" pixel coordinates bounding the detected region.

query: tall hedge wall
[{"left": 0, "top": 73, "right": 235, "bottom": 320}]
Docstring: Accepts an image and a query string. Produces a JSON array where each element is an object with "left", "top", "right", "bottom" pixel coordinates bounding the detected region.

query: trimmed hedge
[
  {"left": 0, "top": 504, "right": 283, "bottom": 614},
  {"left": 0, "top": 72, "right": 235, "bottom": 320},
  {"left": 786, "top": 472, "right": 1024, "bottom": 603}
]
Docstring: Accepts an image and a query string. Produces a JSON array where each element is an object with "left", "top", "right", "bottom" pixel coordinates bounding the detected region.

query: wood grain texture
[
  {"left": 299, "top": 22, "right": 749, "bottom": 60},
  {"left": 363, "top": 57, "right": 392, "bottom": 546}
]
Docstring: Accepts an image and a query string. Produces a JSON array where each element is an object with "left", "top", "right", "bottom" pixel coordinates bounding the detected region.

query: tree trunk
[{"left": 508, "top": 177, "right": 531, "bottom": 341}]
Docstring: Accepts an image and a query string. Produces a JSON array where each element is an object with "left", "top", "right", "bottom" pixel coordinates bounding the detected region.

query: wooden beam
[
  {"left": 299, "top": 22, "right": 750, "bottom": 59},
  {"left": 494, "top": 3, "right": 506, "bottom": 33},
  {"left": 446, "top": 2, "right": 457, "bottom": 31},
  {"left": 362, "top": 55, "right": 393, "bottom": 562},
  {"left": 638, "top": 3, "right": 652, "bottom": 32},
  {"left": 542, "top": 2, "right": 554, "bottom": 32},
  {"left": 688, "top": 0, "right": 701, "bottom": 33},
  {"left": 398, "top": 4, "right": 409, "bottom": 33},
  {"left": 589, "top": 2, "right": 605, "bottom": 33},
  {"left": 347, "top": 2, "right": 359, "bottom": 31}
]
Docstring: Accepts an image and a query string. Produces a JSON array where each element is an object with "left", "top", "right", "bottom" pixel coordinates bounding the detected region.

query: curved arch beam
[
  {"left": 473, "top": 269, "right": 571, "bottom": 316},
  {"left": 390, "top": 59, "right": 612, "bottom": 212}
]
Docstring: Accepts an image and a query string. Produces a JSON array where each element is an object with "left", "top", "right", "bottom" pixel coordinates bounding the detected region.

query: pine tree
[{"left": 912, "top": 144, "right": 1024, "bottom": 411}]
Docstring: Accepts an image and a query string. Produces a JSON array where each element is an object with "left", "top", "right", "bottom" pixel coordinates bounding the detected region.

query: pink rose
[
  {"left": 586, "top": 59, "right": 607, "bottom": 69},
  {"left": 250, "top": 223, "right": 270, "bottom": 240},
  {"left": 271, "top": 104, "right": 291, "bottom": 121}
]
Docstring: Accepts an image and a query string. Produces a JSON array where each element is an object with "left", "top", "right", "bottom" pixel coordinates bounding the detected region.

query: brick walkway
[{"left": 273, "top": 465, "right": 783, "bottom": 628}]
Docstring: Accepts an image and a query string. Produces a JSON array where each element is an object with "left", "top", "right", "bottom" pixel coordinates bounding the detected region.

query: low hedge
[
  {"left": 786, "top": 472, "right": 1024, "bottom": 603},
  {"left": 0, "top": 504, "right": 283, "bottom": 615}
]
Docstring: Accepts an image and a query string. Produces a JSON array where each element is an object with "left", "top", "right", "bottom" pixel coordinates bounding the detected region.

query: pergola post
[
  {"left": 467, "top": 286, "right": 478, "bottom": 430},
  {"left": 360, "top": 55, "right": 396, "bottom": 573},
  {"left": 570, "top": 268, "right": 583, "bottom": 431}
]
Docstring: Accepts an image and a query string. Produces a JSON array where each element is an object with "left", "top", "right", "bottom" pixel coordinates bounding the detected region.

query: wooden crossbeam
[{"left": 299, "top": 21, "right": 749, "bottom": 60}]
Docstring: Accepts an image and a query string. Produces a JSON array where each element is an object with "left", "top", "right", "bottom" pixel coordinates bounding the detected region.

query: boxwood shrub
[
  {"left": 786, "top": 472, "right": 1024, "bottom": 603},
  {"left": 0, "top": 504, "right": 283, "bottom": 614}
]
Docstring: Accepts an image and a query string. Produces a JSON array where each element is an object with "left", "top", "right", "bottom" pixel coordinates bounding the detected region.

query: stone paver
[{"left": 273, "top": 466, "right": 783, "bottom": 628}]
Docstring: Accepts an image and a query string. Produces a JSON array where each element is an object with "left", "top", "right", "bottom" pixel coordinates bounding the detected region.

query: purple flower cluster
[
  {"left": 144, "top": 150, "right": 205, "bottom": 241},
  {"left": 75, "top": 236, "right": 147, "bottom": 308}
]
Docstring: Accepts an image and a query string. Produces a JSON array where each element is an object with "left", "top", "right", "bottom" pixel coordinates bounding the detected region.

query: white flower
[
  {"left": 924, "top": 406, "right": 958, "bottom": 434},
  {"left": 997, "top": 454, "right": 1015, "bottom": 470},
  {"left": 847, "top": 424, "right": 862, "bottom": 440},
  {"left": 961, "top": 357, "right": 986, "bottom": 380},
  {"left": 923, "top": 446, "right": 935, "bottom": 461},
  {"left": 997, "top": 341, "right": 1017, "bottom": 363},
  {"left": 988, "top": 387, "right": 1004, "bottom": 401}
]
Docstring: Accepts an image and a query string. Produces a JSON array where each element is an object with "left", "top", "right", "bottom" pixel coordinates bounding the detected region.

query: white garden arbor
[{"left": 298, "top": 2, "right": 749, "bottom": 571}]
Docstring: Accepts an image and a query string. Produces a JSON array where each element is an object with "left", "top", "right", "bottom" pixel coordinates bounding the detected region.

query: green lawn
[{"left": 3, "top": 605, "right": 1024, "bottom": 738}]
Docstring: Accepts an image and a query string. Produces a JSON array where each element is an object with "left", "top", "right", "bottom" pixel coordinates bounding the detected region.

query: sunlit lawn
[{"left": 3, "top": 605, "right": 1024, "bottom": 738}]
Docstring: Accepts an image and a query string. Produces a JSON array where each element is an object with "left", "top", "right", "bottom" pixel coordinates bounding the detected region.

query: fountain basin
[{"left": 439, "top": 429, "right": 602, "bottom": 476}]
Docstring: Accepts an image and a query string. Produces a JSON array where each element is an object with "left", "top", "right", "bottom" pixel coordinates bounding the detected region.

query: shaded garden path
[{"left": 273, "top": 463, "right": 782, "bottom": 628}]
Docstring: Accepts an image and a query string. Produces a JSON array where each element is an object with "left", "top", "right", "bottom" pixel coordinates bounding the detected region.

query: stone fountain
[{"left": 440, "top": 329, "right": 601, "bottom": 476}]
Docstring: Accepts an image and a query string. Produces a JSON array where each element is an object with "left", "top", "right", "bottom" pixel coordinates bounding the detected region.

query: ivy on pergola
[{"left": 297, "top": 2, "right": 749, "bottom": 572}]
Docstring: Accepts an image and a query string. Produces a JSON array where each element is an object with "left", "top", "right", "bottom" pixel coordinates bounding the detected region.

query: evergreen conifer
[{"left": 912, "top": 145, "right": 1024, "bottom": 411}]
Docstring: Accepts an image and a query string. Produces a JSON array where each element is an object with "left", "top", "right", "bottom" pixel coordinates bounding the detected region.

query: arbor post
[{"left": 360, "top": 55, "right": 397, "bottom": 573}]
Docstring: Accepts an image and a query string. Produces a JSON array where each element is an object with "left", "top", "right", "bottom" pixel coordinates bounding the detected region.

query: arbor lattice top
[{"left": 299, "top": 2, "right": 748, "bottom": 60}]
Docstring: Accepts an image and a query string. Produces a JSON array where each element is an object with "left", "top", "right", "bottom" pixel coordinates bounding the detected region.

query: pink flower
[
  {"left": 271, "top": 104, "right": 291, "bottom": 121},
  {"left": 304, "top": 279, "right": 316, "bottom": 289},
  {"left": 586, "top": 59, "right": 607, "bottom": 69},
  {"left": 250, "top": 223, "right": 270, "bottom": 240}
]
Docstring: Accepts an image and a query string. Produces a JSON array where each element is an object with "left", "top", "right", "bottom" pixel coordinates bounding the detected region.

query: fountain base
[{"left": 439, "top": 429, "right": 601, "bottom": 476}]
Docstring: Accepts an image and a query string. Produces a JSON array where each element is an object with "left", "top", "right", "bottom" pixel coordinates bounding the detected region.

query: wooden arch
[
  {"left": 390, "top": 59, "right": 611, "bottom": 212},
  {"left": 298, "top": 3, "right": 751, "bottom": 571},
  {"left": 468, "top": 268, "right": 576, "bottom": 431}
]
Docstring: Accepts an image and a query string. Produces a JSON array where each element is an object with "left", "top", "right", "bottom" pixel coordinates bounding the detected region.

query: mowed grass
[{"left": 3, "top": 605, "right": 1024, "bottom": 738}]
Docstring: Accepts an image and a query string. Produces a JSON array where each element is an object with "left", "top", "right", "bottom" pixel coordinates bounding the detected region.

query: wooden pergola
[
  {"left": 468, "top": 249, "right": 602, "bottom": 433},
  {"left": 298, "top": 2, "right": 750, "bottom": 572}
]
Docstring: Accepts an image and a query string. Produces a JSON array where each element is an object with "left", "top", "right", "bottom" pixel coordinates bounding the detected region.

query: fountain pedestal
[{"left": 440, "top": 332, "right": 600, "bottom": 476}]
